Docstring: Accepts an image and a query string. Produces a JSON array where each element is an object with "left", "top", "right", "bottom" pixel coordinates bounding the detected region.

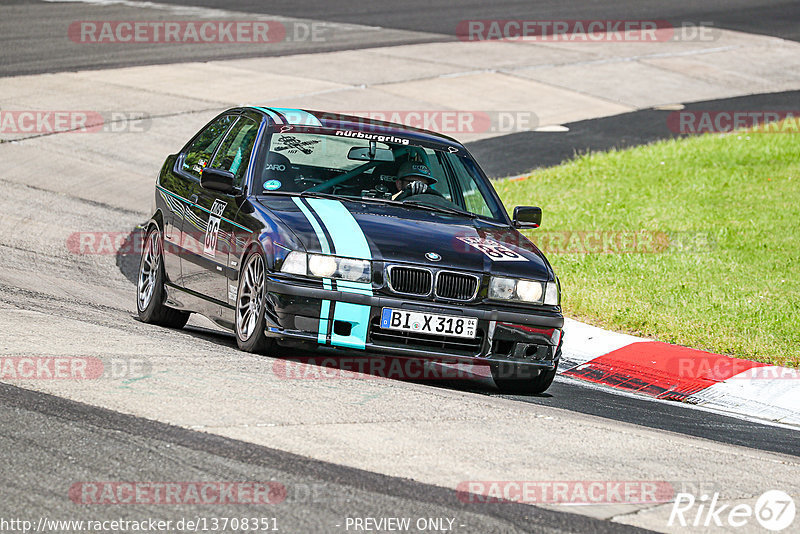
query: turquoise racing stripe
[
  {"left": 291, "top": 197, "right": 330, "bottom": 255},
  {"left": 304, "top": 199, "right": 370, "bottom": 259},
  {"left": 291, "top": 197, "right": 333, "bottom": 344},
  {"left": 270, "top": 108, "right": 323, "bottom": 127},
  {"left": 252, "top": 107, "right": 283, "bottom": 125},
  {"left": 305, "top": 198, "right": 373, "bottom": 350}
]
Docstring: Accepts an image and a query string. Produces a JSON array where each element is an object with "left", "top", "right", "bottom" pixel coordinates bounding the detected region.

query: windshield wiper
[
  {"left": 262, "top": 190, "right": 480, "bottom": 219},
  {"left": 259, "top": 190, "right": 342, "bottom": 200},
  {"left": 298, "top": 191, "right": 342, "bottom": 200},
  {"left": 402, "top": 200, "right": 479, "bottom": 219},
  {"left": 338, "top": 195, "right": 479, "bottom": 219}
]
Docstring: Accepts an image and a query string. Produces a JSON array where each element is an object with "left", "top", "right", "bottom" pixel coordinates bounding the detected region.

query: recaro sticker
[
  {"left": 203, "top": 199, "right": 227, "bottom": 257},
  {"left": 457, "top": 237, "right": 527, "bottom": 262}
]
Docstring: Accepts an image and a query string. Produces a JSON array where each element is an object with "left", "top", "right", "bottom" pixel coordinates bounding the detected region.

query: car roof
[{"left": 242, "top": 106, "right": 465, "bottom": 150}]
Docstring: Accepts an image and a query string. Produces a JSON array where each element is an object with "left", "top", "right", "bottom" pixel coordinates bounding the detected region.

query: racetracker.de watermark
[
  {"left": 0, "top": 111, "right": 151, "bottom": 134},
  {"left": 68, "top": 20, "right": 330, "bottom": 44},
  {"left": 668, "top": 357, "right": 800, "bottom": 380},
  {"left": 0, "top": 357, "right": 151, "bottom": 380},
  {"left": 67, "top": 231, "right": 247, "bottom": 257},
  {"left": 67, "top": 230, "right": 716, "bottom": 257},
  {"left": 446, "top": 230, "right": 716, "bottom": 256},
  {"left": 69, "top": 482, "right": 287, "bottom": 505},
  {"left": 456, "top": 20, "right": 719, "bottom": 42},
  {"left": 317, "top": 111, "right": 539, "bottom": 134},
  {"left": 668, "top": 111, "right": 800, "bottom": 134},
  {"left": 272, "top": 357, "right": 493, "bottom": 381},
  {"left": 456, "top": 481, "right": 676, "bottom": 504}
]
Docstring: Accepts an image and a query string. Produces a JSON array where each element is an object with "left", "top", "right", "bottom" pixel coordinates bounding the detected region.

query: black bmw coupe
[{"left": 137, "top": 107, "right": 563, "bottom": 393}]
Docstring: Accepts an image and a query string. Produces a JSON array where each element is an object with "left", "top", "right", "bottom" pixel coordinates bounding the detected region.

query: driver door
[{"left": 182, "top": 115, "right": 260, "bottom": 304}]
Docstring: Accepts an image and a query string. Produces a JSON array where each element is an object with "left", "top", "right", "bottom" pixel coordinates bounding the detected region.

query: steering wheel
[{"left": 396, "top": 185, "right": 445, "bottom": 201}]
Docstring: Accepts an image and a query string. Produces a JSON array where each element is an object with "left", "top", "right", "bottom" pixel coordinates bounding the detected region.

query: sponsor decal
[
  {"left": 334, "top": 130, "right": 410, "bottom": 146},
  {"left": 410, "top": 164, "right": 431, "bottom": 176},
  {"left": 456, "top": 237, "right": 527, "bottom": 262},
  {"left": 264, "top": 164, "right": 286, "bottom": 171},
  {"left": 203, "top": 200, "right": 227, "bottom": 257},
  {"left": 274, "top": 135, "right": 319, "bottom": 155},
  {"left": 228, "top": 283, "right": 238, "bottom": 302},
  {"left": 264, "top": 179, "right": 282, "bottom": 190}
]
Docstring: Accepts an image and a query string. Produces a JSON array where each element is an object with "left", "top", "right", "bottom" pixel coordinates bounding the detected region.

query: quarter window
[
  {"left": 211, "top": 117, "right": 260, "bottom": 188},
  {"left": 181, "top": 115, "right": 235, "bottom": 178}
]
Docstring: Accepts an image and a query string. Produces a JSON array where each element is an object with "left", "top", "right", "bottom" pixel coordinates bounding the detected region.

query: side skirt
[{"left": 164, "top": 283, "right": 235, "bottom": 331}]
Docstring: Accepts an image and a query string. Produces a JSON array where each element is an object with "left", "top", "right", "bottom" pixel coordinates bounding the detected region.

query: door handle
[{"left": 189, "top": 194, "right": 198, "bottom": 204}]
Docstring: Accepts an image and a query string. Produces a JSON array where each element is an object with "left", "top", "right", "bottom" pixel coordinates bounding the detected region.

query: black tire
[
  {"left": 136, "top": 226, "right": 190, "bottom": 329},
  {"left": 235, "top": 250, "right": 275, "bottom": 354},
  {"left": 491, "top": 362, "right": 558, "bottom": 395}
]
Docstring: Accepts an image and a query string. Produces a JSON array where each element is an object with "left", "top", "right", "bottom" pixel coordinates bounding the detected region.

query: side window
[
  {"left": 446, "top": 153, "right": 494, "bottom": 217},
  {"left": 181, "top": 115, "right": 235, "bottom": 179},
  {"left": 211, "top": 117, "right": 259, "bottom": 188}
]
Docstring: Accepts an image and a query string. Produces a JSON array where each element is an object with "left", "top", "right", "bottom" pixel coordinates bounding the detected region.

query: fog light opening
[{"left": 333, "top": 321, "right": 352, "bottom": 337}]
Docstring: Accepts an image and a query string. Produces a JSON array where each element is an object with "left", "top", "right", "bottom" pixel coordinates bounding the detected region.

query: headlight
[
  {"left": 489, "top": 276, "right": 559, "bottom": 305},
  {"left": 308, "top": 254, "right": 337, "bottom": 278},
  {"left": 337, "top": 257, "right": 370, "bottom": 282},
  {"left": 281, "top": 251, "right": 371, "bottom": 283},
  {"left": 515, "top": 280, "right": 543, "bottom": 302},
  {"left": 488, "top": 277, "right": 516, "bottom": 300},
  {"left": 280, "top": 251, "right": 307, "bottom": 275}
]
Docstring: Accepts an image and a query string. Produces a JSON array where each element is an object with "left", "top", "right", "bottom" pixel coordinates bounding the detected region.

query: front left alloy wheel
[{"left": 235, "top": 250, "right": 275, "bottom": 354}]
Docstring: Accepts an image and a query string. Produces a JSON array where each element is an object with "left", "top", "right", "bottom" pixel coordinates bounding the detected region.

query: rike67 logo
[{"left": 669, "top": 490, "right": 796, "bottom": 531}]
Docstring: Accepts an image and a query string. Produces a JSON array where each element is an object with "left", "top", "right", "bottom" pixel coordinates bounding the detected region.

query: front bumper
[{"left": 263, "top": 276, "right": 563, "bottom": 369}]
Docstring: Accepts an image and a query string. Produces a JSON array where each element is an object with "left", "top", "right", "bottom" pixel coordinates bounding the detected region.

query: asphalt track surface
[
  {"left": 0, "top": 383, "right": 645, "bottom": 534},
  {"left": 468, "top": 89, "right": 800, "bottom": 177},
  {"left": 119, "top": 0, "right": 800, "bottom": 42},
  {"left": 1, "top": 1, "right": 799, "bottom": 532},
  {"left": 1, "top": 0, "right": 799, "bottom": 76}
]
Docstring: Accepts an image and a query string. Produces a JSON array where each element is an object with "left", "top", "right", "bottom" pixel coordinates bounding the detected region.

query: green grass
[{"left": 495, "top": 129, "right": 800, "bottom": 368}]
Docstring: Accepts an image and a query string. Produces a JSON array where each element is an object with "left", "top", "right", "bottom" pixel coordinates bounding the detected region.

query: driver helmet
[{"left": 396, "top": 161, "right": 436, "bottom": 185}]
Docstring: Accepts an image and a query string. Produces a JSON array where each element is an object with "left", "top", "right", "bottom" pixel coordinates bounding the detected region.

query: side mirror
[
  {"left": 201, "top": 167, "right": 235, "bottom": 194},
  {"left": 513, "top": 206, "right": 542, "bottom": 229}
]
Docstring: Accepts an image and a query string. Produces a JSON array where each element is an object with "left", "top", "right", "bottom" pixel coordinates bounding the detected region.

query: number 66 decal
[
  {"left": 456, "top": 237, "right": 527, "bottom": 262},
  {"left": 203, "top": 199, "right": 227, "bottom": 257}
]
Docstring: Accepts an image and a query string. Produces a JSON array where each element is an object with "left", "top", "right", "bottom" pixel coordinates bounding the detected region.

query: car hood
[{"left": 256, "top": 196, "right": 553, "bottom": 279}]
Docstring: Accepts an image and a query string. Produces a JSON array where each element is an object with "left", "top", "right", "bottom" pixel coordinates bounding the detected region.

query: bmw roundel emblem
[{"left": 425, "top": 252, "right": 441, "bottom": 261}]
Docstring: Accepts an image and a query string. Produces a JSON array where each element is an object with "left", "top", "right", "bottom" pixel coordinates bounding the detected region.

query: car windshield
[{"left": 258, "top": 131, "right": 506, "bottom": 222}]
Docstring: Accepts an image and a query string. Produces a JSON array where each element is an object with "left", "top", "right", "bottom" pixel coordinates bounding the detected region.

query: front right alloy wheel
[{"left": 136, "top": 226, "right": 190, "bottom": 328}]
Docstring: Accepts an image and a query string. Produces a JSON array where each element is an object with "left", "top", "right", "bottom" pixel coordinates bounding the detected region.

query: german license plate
[{"left": 380, "top": 308, "right": 478, "bottom": 339}]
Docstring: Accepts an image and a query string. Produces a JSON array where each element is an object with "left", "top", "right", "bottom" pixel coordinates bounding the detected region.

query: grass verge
[{"left": 495, "top": 128, "right": 800, "bottom": 367}]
